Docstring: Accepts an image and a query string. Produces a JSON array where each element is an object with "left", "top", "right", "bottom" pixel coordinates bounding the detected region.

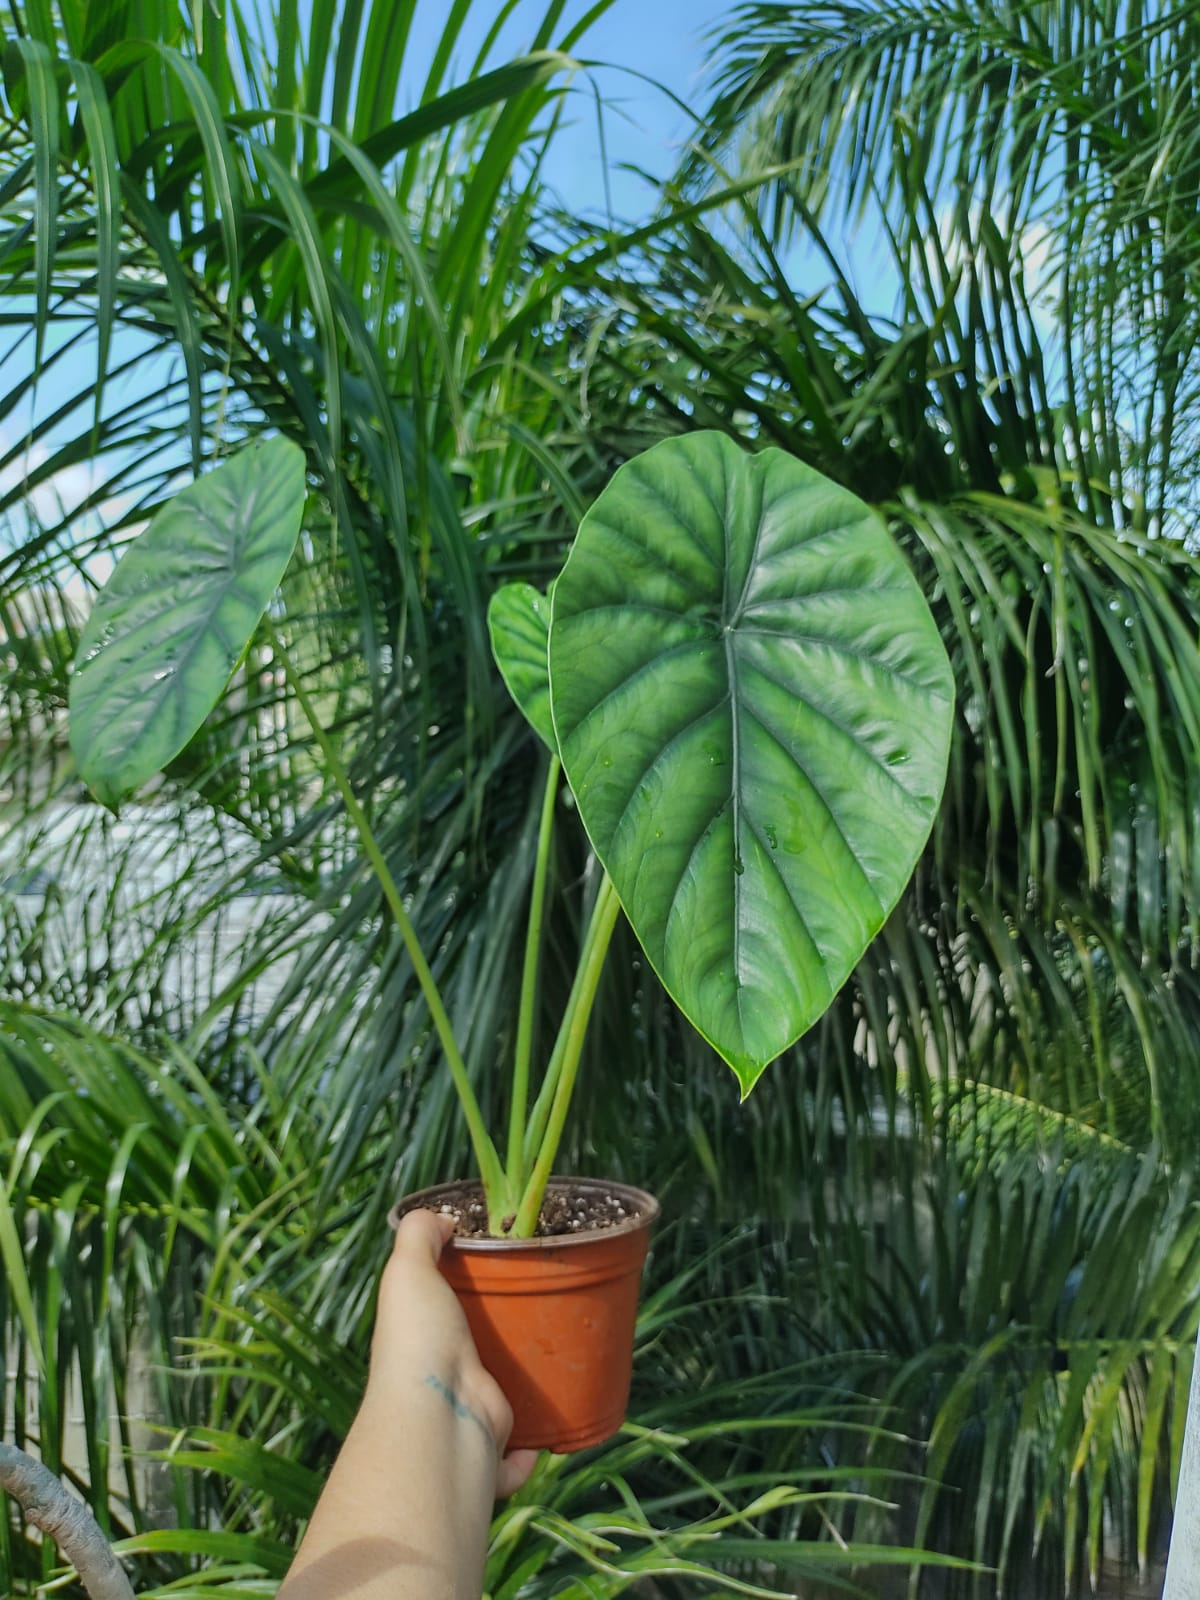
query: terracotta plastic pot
[{"left": 390, "top": 1176, "right": 659, "bottom": 1453}]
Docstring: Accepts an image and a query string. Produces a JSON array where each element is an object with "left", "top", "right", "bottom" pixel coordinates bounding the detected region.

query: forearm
[
  {"left": 277, "top": 1371, "right": 496, "bottom": 1600},
  {"left": 277, "top": 1210, "right": 535, "bottom": 1598}
]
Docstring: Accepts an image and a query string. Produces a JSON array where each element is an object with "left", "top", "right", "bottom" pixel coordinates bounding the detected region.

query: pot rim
[{"left": 389, "top": 1175, "right": 660, "bottom": 1251}]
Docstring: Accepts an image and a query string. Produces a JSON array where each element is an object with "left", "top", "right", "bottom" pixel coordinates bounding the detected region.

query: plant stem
[
  {"left": 268, "top": 623, "right": 506, "bottom": 1202},
  {"left": 519, "top": 895, "right": 604, "bottom": 1178},
  {"left": 519, "top": 892, "right": 606, "bottom": 1182},
  {"left": 506, "top": 752, "right": 560, "bottom": 1191},
  {"left": 513, "top": 872, "right": 621, "bottom": 1237}
]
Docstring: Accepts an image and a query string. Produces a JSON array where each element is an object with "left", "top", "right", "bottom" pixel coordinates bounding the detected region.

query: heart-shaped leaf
[
  {"left": 548, "top": 430, "right": 954, "bottom": 1093},
  {"left": 487, "top": 581, "right": 555, "bottom": 751},
  {"left": 70, "top": 436, "right": 306, "bottom": 808}
]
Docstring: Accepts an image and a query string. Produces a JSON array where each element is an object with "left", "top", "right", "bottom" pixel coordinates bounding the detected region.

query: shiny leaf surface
[
  {"left": 549, "top": 431, "right": 954, "bottom": 1091},
  {"left": 69, "top": 437, "right": 306, "bottom": 808}
]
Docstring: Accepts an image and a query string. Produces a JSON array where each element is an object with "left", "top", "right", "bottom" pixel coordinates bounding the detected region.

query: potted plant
[{"left": 68, "top": 429, "right": 955, "bottom": 1451}]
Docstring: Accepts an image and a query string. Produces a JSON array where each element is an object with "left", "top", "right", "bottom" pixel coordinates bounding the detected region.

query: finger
[
  {"left": 392, "top": 1207, "right": 455, "bottom": 1264},
  {"left": 496, "top": 1448, "right": 540, "bottom": 1499}
]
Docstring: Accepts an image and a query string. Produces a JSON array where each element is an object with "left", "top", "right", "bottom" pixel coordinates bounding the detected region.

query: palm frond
[{"left": 690, "top": 0, "right": 1200, "bottom": 531}]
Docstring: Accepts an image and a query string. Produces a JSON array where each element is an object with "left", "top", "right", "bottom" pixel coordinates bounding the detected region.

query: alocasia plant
[{"left": 70, "top": 429, "right": 955, "bottom": 1235}]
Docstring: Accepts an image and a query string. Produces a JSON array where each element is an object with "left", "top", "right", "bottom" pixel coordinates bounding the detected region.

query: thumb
[{"left": 392, "top": 1206, "right": 455, "bottom": 1265}]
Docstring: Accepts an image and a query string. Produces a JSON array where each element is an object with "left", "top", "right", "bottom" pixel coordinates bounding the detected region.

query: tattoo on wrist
[{"left": 423, "top": 1374, "right": 496, "bottom": 1452}]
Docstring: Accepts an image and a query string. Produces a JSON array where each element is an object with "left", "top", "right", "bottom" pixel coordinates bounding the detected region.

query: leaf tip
[{"left": 732, "top": 1056, "right": 769, "bottom": 1102}]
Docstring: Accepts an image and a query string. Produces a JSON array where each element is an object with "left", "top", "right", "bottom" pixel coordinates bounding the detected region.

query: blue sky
[
  {"left": 2, "top": 0, "right": 741, "bottom": 550},
  {"left": 403, "top": 0, "right": 735, "bottom": 218}
]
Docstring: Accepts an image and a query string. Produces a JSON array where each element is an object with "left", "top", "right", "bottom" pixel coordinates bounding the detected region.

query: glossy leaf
[
  {"left": 488, "top": 581, "right": 556, "bottom": 751},
  {"left": 549, "top": 430, "right": 954, "bottom": 1091},
  {"left": 69, "top": 437, "right": 306, "bottom": 808}
]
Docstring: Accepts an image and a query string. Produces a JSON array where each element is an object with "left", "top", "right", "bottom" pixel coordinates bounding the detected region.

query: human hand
[
  {"left": 368, "top": 1208, "right": 539, "bottom": 1499},
  {"left": 278, "top": 1210, "right": 538, "bottom": 1600}
]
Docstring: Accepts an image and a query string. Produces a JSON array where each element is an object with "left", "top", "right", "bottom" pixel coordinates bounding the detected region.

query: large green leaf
[
  {"left": 69, "top": 437, "right": 306, "bottom": 808},
  {"left": 488, "top": 580, "right": 556, "bottom": 751},
  {"left": 548, "top": 431, "right": 954, "bottom": 1092}
]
